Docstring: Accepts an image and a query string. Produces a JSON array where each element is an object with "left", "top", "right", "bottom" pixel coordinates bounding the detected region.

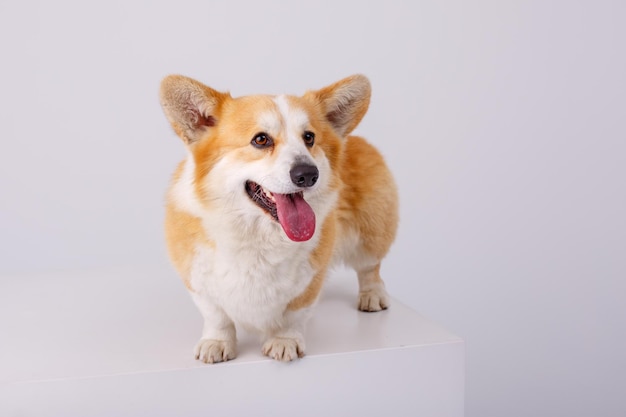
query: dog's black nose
[{"left": 290, "top": 163, "right": 319, "bottom": 188}]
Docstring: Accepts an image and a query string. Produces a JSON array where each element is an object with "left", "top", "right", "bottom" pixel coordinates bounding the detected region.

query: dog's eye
[
  {"left": 302, "top": 131, "right": 315, "bottom": 147},
  {"left": 251, "top": 132, "right": 273, "bottom": 149}
]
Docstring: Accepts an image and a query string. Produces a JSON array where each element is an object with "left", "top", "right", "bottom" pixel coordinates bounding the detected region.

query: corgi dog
[{"left": 159, "top": 74, "right": 398, "bottom": 363}]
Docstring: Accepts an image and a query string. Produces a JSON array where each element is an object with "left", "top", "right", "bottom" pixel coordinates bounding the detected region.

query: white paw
[
  {"left": 194, "top": 339, "right": 237, "bottom": 364},
  {"left": 358, "top": 285, "right": 390, "bottom": 312},
  {"left": 262, "top": 337, "right": 305, "bottom": 362}
]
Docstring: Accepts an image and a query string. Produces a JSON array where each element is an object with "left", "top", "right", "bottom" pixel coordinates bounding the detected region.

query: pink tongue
[{"left": 273, "top": 193, "right": 316, "bottom": 242}]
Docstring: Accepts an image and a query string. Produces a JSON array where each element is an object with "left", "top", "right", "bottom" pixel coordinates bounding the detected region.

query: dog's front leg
[
  {"left": 261, "top": 308, "right": 311, "bottom": 362},
  {"left": 191, "top": 292, "right": 237, "bottom": 364}
]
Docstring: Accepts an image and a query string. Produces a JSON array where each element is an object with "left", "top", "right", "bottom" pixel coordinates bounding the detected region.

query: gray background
[{"left": 1, "top": 1, "right": 624, "bottom": 416}]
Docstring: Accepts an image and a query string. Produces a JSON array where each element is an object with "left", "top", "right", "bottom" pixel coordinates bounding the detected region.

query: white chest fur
[
  {"left": 189, "top": 232, "right": 316, "bottom": 333},
  {"left": 171, "top": 155, "right": 326, "bottom": 334}
]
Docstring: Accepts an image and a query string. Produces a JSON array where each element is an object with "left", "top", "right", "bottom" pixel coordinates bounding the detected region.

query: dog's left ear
[{"left": 306, "top": 74, "right": 371, "bottom": 137}]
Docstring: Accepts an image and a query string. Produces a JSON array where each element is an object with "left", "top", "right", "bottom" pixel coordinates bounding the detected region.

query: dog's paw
[
  {"left": 358, "top": 285, "right": 390, "bottom": 312},
  {"left": 262, "top": 337, "right": 305, "bottom": 362},
  {"left": 194, "top": 339, "right": 237, "bottom": 364}
]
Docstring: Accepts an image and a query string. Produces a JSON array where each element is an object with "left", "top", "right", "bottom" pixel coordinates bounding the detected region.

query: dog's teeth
[{"left": 264, "top": 189, "right": 275, "bottom": 202}]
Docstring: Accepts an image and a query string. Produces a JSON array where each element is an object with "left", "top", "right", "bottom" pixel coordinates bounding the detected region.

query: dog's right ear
[{"left": 159, "top": 75, "right": 230, "bottom": 144}]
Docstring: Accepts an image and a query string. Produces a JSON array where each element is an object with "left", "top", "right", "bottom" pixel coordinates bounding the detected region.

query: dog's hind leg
[
  {"left": 355, "top": 262, "right": 390, "bottom": 312},
  {"left": 337, "top": 136, "right": 398, "bottom": 312}
]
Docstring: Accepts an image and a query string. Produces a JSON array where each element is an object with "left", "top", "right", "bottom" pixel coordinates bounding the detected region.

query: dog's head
[{"left": 160, "top": 75, "right": 371, "bottom": 242}]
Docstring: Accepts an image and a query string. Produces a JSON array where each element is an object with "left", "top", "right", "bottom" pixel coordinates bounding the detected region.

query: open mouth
[
  {"left": 245, "top": 181, "right": 280, "bottom": 221},
  {"left": 245, "top": 180, "right": 316, "bottom": 242}
]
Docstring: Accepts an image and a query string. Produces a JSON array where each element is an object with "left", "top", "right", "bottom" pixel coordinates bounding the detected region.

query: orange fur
[
  {"left": 164, "top": 205, "right": 212, "bottom": 290},
  {"left": 337, "top": 135, "right": 399, "bottom": 259},
  {"left": 164, "top": 164, "right": 211, "bottom": 289}
]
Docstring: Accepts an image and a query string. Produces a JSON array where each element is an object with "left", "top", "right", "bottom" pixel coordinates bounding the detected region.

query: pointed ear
[
  {"left": 159, "top": 75, "right": 230, "bottom": 144},
  {"left": 306, "top": 74, "right": 371, "bottom": 137}
]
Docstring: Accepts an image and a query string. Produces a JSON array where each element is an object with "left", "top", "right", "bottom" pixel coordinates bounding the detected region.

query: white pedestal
[{"left": 0, "top": 266, "right": 464, "bottom": 417}]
